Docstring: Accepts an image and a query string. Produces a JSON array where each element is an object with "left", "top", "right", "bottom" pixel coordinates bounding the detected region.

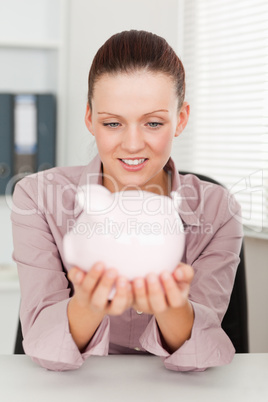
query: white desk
[{"left": 0, "top": 354, "right": 267, "bottom": 402}]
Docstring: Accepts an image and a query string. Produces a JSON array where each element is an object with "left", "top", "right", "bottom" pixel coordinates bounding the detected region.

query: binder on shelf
[
  {"left": 0, "top": 92, "right": 56, "bottom": 195},
  {"left": 36, "top": 94, "right": 56, "bottom": 172},
  {"left": 0, "top": 94, "right": 14, "bottom": 195},
  {"left": 14, "top": 94, "right": 37, "bottom": 177}
]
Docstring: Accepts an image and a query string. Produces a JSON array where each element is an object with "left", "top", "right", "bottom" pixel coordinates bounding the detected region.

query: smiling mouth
[{"left": 120, "top": 158, "right": 147, "bottom": 166}]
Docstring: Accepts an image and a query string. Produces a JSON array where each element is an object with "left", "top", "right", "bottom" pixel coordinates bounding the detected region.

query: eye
[
  {"left": 103, "top": 122, "right": 120, "bottom": 128},
  {"left": 147, "top": 122, "right": 163, "bottom": 128}
]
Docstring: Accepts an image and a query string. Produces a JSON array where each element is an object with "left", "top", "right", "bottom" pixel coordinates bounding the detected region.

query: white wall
[
  {"left": 0, "top": 0, "right": 267, "bottom": 355},
  {"left": 0, "top": 284, "right": 20, "bottom": 354},
  {"left": 244, "top": 236, "right": 268, "bottom": 353},
  {"left": 0, "top": 0, "right": 63, "bottom": 266},
  {"left": 0, "top": 197, "right": 14, "bottom": 264},
  {"left": 64, "top": 0, "right": 180, "bottom": 167}
]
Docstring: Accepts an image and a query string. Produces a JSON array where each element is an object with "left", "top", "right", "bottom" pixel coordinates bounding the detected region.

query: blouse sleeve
[
  {"left": 11, "top": 176, "right": 110, "bottom": 371},
  {"left": 139, "top": 189, "right": 243, "bottom": 371}
]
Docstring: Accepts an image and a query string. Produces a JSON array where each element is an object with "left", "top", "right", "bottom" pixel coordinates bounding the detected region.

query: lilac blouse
[{"left": 11, "top": 155, "right": 243, "bottom": 371}]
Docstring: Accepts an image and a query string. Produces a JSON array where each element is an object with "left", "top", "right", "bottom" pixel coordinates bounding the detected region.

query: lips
[
  {"left": 118, "top": 158, "right": 148, "bottom": 171},
  {"left": 121, "top": 158, "right": 147, "bottom": 166}
]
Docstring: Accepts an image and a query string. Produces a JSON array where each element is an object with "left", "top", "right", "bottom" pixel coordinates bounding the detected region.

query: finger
[
  {"left": 133, "top": 277, "right": 150, "bottom": 312},
  {"left": 160, "top": 271, "right": 187, "bottom": 308},
  {"left": 90, "top": 268, "right": 118, "bottom": 311},
  {"left": 108, "top": 276, "right": 130, "bottom": 315},
  {"left": 173, "top": 263, "right": 194, "bottom": 284},
  {"left": 68, "top": 267, "right": 91, "bottom": 307},
  {"left": 146, "top": 273, "right": 167, "bottom": 313},
  {"left": 68, "top": 266, "right": 86, "bottom": 286},
  {"left": 81, "top": 262, "right": 105, "bottom": 294},
  {"left": 126, "top": 282, "right": 134, "bottom": 309},
  {"left": 173, "top": 264, "right": 193, "bottom": 300}
]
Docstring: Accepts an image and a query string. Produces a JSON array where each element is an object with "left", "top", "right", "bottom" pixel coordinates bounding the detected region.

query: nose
[{"left": 121, "top": 125, "right": 145, "bottom": 153}]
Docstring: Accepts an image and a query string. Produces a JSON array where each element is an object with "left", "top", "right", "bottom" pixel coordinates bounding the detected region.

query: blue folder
[
  {"left": 0, "top": 93, "right": 56, "bottom": 195},
  {"left": 0, "top": 94, "right": 14, "bottom": 195},
  {"left": 37, "top": 94, "right": 56, "bottom": 171}
]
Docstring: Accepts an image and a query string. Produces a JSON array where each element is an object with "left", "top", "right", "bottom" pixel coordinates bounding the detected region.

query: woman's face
[{"left": 85, "top": 70, "right": 189, "bottom": 194}]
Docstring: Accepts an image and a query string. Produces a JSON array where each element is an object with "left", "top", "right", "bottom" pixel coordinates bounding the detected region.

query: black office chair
[
  {"left": 14, "top": 319, "right": 24, "bottom": 354},
  {"left": 14, "top": 171, "right": 249, "bottom": 354}
]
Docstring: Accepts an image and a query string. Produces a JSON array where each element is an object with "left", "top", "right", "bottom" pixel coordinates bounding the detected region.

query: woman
[{"left": 11, "top": 30, "right": 243, "bottom": 372}]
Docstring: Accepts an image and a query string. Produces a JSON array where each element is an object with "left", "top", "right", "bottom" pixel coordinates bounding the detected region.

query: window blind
[{"left": 173, "top": 0, "right": 268, "bottom": 234}]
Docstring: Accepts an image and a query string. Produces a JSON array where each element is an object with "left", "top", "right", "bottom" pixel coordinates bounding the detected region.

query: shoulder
[
  {"left": 13, "top": 154, "right": 102, "bottom": 200},
  {"left": 14, "top": 165, "right": 84, "bottom": 193},
  {"left": 179, "top": 172, "right": 226, "bottom": 205},
  {"left": 12, "top": 165, "right": 86, "bottom": 213},
  {"left": 178, "top": 172, "right": 241, "bottom": 226}
]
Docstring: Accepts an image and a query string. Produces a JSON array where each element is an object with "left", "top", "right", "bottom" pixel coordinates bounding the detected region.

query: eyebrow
[
  {"left": 97, "top": 109, "right": 169, "bottom": 117},
  {"left": 144, "top": 109, "right": 169, "bottom": 116},
  {"left": 97, "top": 112, "right": 121, "bottom": 117}
]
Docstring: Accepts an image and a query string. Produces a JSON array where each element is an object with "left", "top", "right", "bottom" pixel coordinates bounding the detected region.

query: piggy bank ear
[
  {"left": 171, "top": 191, "right": 182, "bottom": 210},
  {"left": 78, "top": 184, "right": 115, "bottom": 214},
  {"left": 76, "top": 186, "right": 87, "bottom": 210}
]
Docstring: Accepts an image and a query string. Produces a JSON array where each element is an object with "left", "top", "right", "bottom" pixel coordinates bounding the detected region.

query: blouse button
[
  {"left": 136, "top": 310, "right": 143, "bottom": 315},
  {"left": 134, "top": 347, "right": 141, "bottom": 351}
]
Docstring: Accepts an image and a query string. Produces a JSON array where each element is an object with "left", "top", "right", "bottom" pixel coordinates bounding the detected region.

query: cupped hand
[
  {"left": 132, "top": 263, "right": 194, "bottom": 315},
  {"left": 68, "top": 262, "right": 133, "bottom": 317}
]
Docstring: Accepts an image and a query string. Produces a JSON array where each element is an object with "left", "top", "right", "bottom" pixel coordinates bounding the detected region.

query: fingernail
[
  {"left": 176, "top": 269, "right": 184, "bottom": 280},
  {"left": 162, "top": 271, "right": 171, "bottom": 281},
  {"left": 118, "top": 278, "right": 127, "bottom": 287},
  {"left": 147, "top": 274, "right": 157, "bottom": 283},
  {"left": 107, "top": 269, "right": 117, "bottom": 278},
  {"left": 75, "top": 271, "right": 84, "bottom": 283},
  {"left": 134, "top": 279, "right": 144, "bottom": 288},
  {"left": 94, "top": 262, "right": 104, "bottom": 271}
]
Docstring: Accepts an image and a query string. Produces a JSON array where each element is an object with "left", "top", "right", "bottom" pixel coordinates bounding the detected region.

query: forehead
[{"left": 92, "top": 70, "right": 178, "bottom": 110}]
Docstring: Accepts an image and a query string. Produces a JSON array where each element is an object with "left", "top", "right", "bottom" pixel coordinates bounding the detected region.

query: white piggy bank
[{"left": 63, "top": 184, "right": 185, "bottom": 279}]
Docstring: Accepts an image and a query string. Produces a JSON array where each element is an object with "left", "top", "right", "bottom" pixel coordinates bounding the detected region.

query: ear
[
  {"left": 174, "top": 102, "right": 190, "bottom": 138},
  {"left": 85, "top": 103, "right": 94, "bottom": 135}
]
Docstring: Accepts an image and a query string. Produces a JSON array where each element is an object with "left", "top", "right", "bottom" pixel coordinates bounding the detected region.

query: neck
[{"left": 102, "top": 169, "right": 171, "bottom": 196}]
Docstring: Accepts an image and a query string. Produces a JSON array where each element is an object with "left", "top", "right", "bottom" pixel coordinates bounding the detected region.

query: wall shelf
[{"left": 0, "top": 40, "right": 61, "bottom": 50}]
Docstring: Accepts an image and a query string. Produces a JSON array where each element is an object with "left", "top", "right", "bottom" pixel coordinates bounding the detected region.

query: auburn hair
[{"left": 87, "top": 30, "right": 185, "bottom": 110}]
